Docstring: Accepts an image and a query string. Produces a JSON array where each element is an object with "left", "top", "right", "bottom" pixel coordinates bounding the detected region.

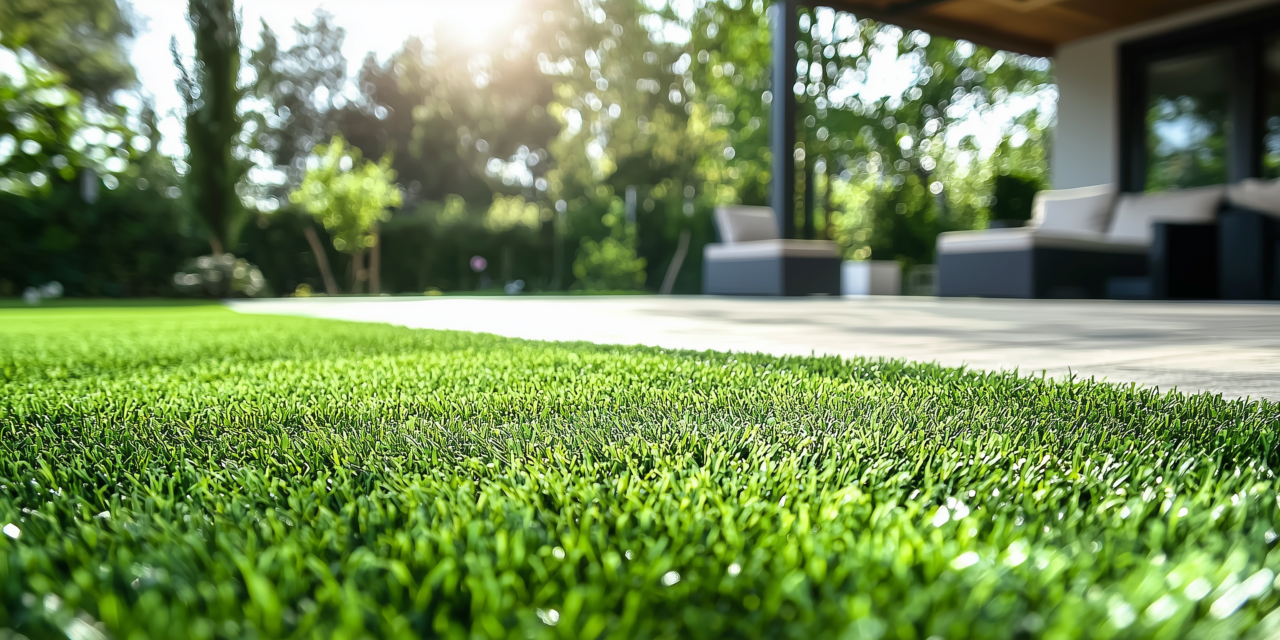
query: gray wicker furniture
[{"left": 703, "top": 206, "right": 841, "bottom": 296}]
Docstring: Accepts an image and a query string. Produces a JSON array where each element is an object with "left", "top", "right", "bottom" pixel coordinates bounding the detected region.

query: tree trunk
[
  {"left": 823, "top": 165, "right": 834, "bottom": 240},
  {"left": 352, "top": 250, "right": 367, "bottom": 294},
  {"left": 660, "top": 229, "right": 692, "bottom": 295},
  {"left": 370, "top": 226, "right": 382, "bottom": 294},
  {"left": 303, "top": 224, "right": 340, "bottom": 295},
  {"left": 502, "top": 243, "right": 512, "bottom": 283},
  {"left": 209, "top": 236, "right": 225, "bottom": 256}
]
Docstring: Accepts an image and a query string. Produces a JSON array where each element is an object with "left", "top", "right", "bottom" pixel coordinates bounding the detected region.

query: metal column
[{"left": 769, "top": 0, "right": 798, "bottom": 239}]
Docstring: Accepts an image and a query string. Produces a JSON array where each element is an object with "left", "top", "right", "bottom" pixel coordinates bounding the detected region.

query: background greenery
[{"left": 0, "top": 0, "right": 1054, "bottom": 296}]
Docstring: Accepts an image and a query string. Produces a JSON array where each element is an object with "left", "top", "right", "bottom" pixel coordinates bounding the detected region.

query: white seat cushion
[
  {"left": 1226, "top": 178, "right": 1280, "bottom": 217},
  {"left": 1030, "top": 184, "right": 1116, "bottom": 233},
  {"left": 704, "top": 239, "right": 839, "bottom": 261},
  {"left": 937, "top": 227, "right": 1146, "bottom": 255},
  {"left": 1106, "top": 185, "right": 1224, "bottom": 244},
  {"left": 714, "top": 206, "right": 779, "bottom": 243}
]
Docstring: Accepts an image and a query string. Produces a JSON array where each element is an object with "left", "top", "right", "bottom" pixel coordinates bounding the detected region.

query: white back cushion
[
  {"left": 1106, "top": 185, "right": 1224, "bottom": 245},
  {"left": 1031, "top": 184, "right": 1116, "bottom": 233},
  {"left": 714, "top": 206, "right": 778, "bottom": 243},
  {"left": 1227, "top": 178, "right": 1280, "bottom": 217}
]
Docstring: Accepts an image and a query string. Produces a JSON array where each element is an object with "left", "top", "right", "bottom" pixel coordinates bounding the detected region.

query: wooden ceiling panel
[
  {"left": 927, "top": 2, "right": 1114, "bottom": 44},
  {"left": 823, "top": 0, "right": 1240, "bottom": 54}
]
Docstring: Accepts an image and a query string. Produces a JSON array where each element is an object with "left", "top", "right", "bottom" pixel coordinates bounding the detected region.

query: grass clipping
[{"left": 1, "top": 306, "right": 1278, "bottom": 639}]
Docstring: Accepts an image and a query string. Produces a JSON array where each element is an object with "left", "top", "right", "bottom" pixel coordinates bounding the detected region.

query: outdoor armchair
[{"left": 703, "top": 206, "right": 841, "bottom": 296}]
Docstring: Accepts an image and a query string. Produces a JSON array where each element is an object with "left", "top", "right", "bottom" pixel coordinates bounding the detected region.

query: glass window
[
  {"left": 1264, "top": 35, "right": 1280, "bottom": 179},
  {"left": 1143, "top": 48, "right": 1232, "bottom": 191}
]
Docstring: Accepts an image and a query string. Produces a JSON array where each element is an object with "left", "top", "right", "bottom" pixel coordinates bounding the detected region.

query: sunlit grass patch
[{"left": 1, "top": 306, "right": 1277, "bottom": 639}]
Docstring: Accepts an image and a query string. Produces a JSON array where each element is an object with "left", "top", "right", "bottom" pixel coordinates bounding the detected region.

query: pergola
[{"left": 766, "top": 0, "right": 1231, "bottom": 237}]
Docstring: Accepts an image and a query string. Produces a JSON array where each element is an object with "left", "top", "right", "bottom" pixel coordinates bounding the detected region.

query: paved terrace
[{"left": 228, "top": 296, "right": 1280, "bottom": 402}]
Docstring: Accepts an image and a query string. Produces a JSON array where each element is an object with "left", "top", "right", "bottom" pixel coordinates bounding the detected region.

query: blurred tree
[
  {"left": 0, "top": 41, "right": 198, "bottom": 297},
  {"left": 0, "top": 0, "right": 137, "bottom": 103},
  {"left": 316, "top": 2, "right": 565, "bottom": 291},
  {"left": 0, "top": 43, "right": 134, "bottom": 196},
  {"left": 241, "top": 11, "right": 351, "bottom": 294},
  {"left": 540, "top": 0, "right": 727, "bottom": 293},
  {"left": 290, "top": 135, "right": 402, "bottom": 294},
  {"left": 173, "top": 0, "right": 248, "bottom": 255},
  {"left": 337, "top": 6, "right": 562, "bottom": 207},
  {"left": 244, "top": 11, "right": 348, "bottom": 200}
]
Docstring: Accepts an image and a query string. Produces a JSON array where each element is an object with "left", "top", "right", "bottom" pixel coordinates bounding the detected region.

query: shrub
[{"left": 573, "top": 202, "right": 647, "bottom": 291}]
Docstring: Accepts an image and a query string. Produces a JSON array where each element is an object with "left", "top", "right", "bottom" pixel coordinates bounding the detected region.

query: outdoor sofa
[
  {"left": 936, "top": 184, "right": 1225, "bottom": 299},
  {"left": 703, "top": 206, "right": 841, "bottom": 296}
]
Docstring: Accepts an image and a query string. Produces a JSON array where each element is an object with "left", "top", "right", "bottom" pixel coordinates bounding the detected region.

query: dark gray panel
[
  {"left": 938, "top": 251, "right": 1034, "bottom": 298},
  {"left": 940, "top": 248, "right": 1149, "bottom": 299},
  {"left": 1220, "top": 207, "right": 1277, "bottom": 299},
  {"left": 705, "top": 258, "right": 783, "bottom": 296},
  {"left": 704, "top": 257, "right": 841, "bottom": 296}
]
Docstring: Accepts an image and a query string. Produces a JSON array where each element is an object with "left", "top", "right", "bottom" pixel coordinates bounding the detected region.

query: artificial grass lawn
[{"left": 1, "top": 306, "right": 1278, "bottom": 640}]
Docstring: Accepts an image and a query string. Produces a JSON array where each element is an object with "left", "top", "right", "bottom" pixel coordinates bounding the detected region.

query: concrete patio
[{"left": 228, "top": 296, "right": 1280, "bottom": 402}]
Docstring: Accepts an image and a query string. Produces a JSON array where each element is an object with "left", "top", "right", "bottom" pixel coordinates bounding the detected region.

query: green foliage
[
  {"left": 334, "top": 0, "right": 561, "bottom": 208},
  {"left": 1144, "top": 95, "right": 1229, "bottom": 192},
  {"left": 543, "top": 0, "right": 733, "bottom": 293},
  {"left": 0, "top": 308, "right": 1279, "bottom": 637},
  {"left": 485, "top": 194, "right": 545, "bottom": 234},
  {"left": 243, "top": 11, "right": 348, "bottom": 205},
  {"left": 289, "top": 134, "right": 402, "bottom": 254},
  {"left": 0, "top": 43, "right": 199, "bottom": 297},
  {"left": 990, "top": 173, "right": 1044, "bottom": 223},
  {"left": 174, "top": 0, "right": 249, "bottom": 254},
  {"left": 0, "top": 176, "right": 202, "bottom": 297},
  {"left": 0, "top": 43, "right": 135, "bottom": 196},
  {"left": 573, "top": 200, "right": 647, "bottom": 291},
  {"left": 0, "top": 0, "right": 137, "bottom": 102},
  {"left": 219, "top": 0, "right": 1059, "bottom": 293}
]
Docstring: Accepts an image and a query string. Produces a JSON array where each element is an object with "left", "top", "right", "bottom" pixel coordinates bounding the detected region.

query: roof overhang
[{"left": 810, "top": 0, "right": 1238, "bottom": 56}]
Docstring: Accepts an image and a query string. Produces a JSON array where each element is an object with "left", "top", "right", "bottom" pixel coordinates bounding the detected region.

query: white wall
[{"left": 1050, "top": 0, "right": 1280, "bottom": 189}]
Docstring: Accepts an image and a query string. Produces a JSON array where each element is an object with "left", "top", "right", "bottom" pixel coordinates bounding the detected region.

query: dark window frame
[{"left": 1118, "top": 4, "right": 1280, "bottom": 192}]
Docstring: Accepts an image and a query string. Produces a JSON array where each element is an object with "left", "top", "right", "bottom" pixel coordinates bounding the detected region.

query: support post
[
  {"left": 1229, "top": 38, "right": 1261, "bottom": 182},
  {"left": 803, "top": 162, "right": 815, "bottom": 240},
  {"left": 769, "top": 0, "right": 798, "bottom": 239}
]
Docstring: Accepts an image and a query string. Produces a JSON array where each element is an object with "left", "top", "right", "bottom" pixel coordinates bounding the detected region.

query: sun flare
[{"left": 431, "top": 0, "right": 529, "bottom": 47}]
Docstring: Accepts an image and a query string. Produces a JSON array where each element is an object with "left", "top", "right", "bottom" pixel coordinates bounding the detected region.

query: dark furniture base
[
  {"left": 704, "top": 256, "right": 841, "bottom": 296},
  {"left": 938, "top": 248, "right": 1148, "bottom": 299},
  {"left": 1219, "top": 207, "right": 1280, "bottom": 300},
  {"left": 1150, "top": 223, "right": 1218, "bottom": 299}
]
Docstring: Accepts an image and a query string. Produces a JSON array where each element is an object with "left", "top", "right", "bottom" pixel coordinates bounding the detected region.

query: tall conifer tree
[{"left": 173, "top": 0, "right": 246, "bottom": 254}]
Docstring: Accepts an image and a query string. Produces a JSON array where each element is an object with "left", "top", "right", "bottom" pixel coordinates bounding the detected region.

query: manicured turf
[{"left": 1, "top": 306, "right": 1278, "bottom": 639}]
